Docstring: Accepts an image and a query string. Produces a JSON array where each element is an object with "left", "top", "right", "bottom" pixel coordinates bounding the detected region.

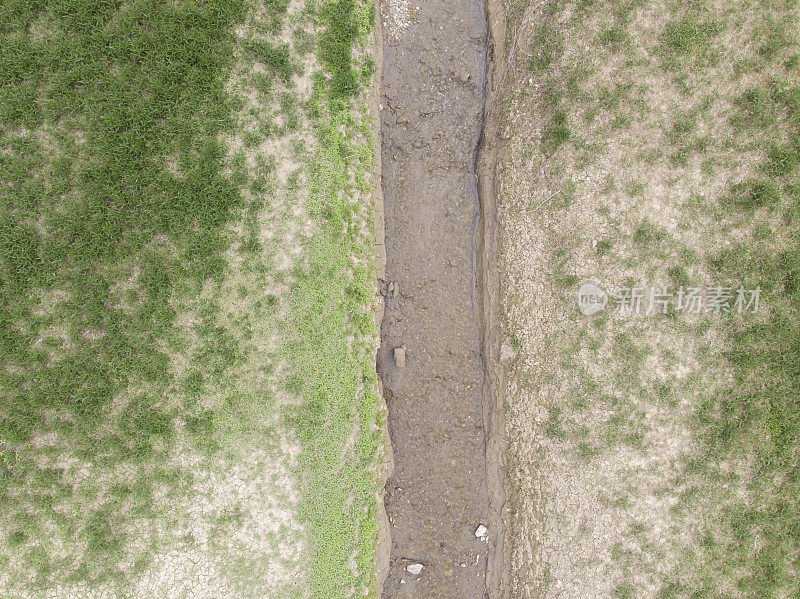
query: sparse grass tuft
[
  {"left": 544, "top": 110, "right": 571, "bottom": 153},
  {"left": 599, "top": 24, "right": 628, "bottom": 50},
  {"left": 728, "top": 179, "right": 781, "bottom": 208},
  {"left": 527, "top": 10, "right": 564, "bottom": 74}
]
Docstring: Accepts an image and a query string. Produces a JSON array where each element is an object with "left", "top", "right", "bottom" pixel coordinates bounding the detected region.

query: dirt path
[{"left": 376, "top": 0, "right": 490, "bottom": 597}]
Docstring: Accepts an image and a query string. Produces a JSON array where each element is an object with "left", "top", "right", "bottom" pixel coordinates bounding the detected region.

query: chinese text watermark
[{"left": 578, "top": 283, "right": 761, "bottom": 316}]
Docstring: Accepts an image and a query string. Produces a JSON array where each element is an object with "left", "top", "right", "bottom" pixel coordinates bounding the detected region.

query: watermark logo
[
  {"left": 577, "top": 283, "right": 761, "bottom": 316},
  {"left": 578, "top": 283, "right": 608, "bottom": 315}
]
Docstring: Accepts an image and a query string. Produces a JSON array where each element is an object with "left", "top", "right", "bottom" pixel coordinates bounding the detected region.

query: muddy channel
[{"left": 376, "top": 0, "right": 493, "bottom": 597}]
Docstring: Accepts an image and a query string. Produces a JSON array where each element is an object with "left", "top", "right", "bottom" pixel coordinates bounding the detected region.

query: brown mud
[{"left": 375, "top": 0, "right": 500, "bottom": 596}]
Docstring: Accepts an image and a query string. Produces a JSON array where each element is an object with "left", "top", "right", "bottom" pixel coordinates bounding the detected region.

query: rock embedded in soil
[
  {"left": 393, "top": 346, "right": 406, "bottom": 368},
  {"left": 406, "top": 563, "right": 423, "bottom": 575},
  {"left": 474, "top": 524, "right": 487, "bottom": 538}
]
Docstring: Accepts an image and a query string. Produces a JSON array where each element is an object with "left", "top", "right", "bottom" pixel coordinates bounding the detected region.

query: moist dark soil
[{"left": 377, "top": 1, "right": 490, "bottom": 597}]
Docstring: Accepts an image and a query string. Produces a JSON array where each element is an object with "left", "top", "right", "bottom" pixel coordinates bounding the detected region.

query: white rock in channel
[{"left": 475, "top": 524, "right": 488, "bottom": 538}]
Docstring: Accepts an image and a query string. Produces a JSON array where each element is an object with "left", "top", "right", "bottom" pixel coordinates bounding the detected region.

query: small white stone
[
  {"left": 475, "top": 524, "right": 488, "bottom": 538},
  {"left": 406, "top": 563, "right": 423, "bottom": 575}
]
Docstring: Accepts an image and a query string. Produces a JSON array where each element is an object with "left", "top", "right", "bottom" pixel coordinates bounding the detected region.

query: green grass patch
[
  {"left": 544, "top": 110, "right": 571, "bottom": 153},
  {"left": 0, "top": 0, "right": 382, "bottom": 595},
  {"left": 0, "top": 0, "right": 248, "bottom": 585},
  {"left": 659, "top": 14, "right": 723, "bottom": 61},
  {"left": 528, "top": 16, "right": 564, "bottom": 74},
  {"left": 692, "top": 12, "right": 800, "bottom": 594},
  {"left": 285, "top": 1, "right": 380, "bottom": 597}
]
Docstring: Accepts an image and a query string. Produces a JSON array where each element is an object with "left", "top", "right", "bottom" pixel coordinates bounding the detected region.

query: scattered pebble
[
  {"left": 475, "top": 524, "right": 488, "bottom": 538},
  {"left": 406, "top": 563, "right": 423, "bottom": 575}
]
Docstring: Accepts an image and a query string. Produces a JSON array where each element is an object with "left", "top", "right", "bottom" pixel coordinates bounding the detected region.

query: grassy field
[
  {"left": 494, "top": 0, "right": 800, "bottom": 595},
  {"left": 0, "top": 0, "right": 381, "bottom": 597}
]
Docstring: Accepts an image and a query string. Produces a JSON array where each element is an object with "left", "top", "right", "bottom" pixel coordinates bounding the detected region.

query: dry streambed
[{"left": 376, "top": 0, "right": 494, "bottom": 597}]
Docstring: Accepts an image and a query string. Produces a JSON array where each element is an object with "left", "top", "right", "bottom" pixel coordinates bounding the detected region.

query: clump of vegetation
[
  {"left": 245, "top": 39, "right": 295, "bottom": 84},
  {"left": 696, "top": 58, "right": 800, "bottom": 596},
  {"left": 528, "top": 18, "right": 564, "bottom": 74},
  {"left": 660, "top": 16, "right": 722, "bottom": 56},
  {"left": 599, "top": 24, "right": 628, "bottom": 50},
  {"left": 727, "top": 179, "right": 781, "bottom": 208},
  {"left": 544, "top": 110, "right": 571, "bottom": 153}
]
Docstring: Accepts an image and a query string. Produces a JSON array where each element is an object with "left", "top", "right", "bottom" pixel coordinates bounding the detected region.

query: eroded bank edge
[{"left": 370, "top": 5, "right": 393, "bottom": 596}]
